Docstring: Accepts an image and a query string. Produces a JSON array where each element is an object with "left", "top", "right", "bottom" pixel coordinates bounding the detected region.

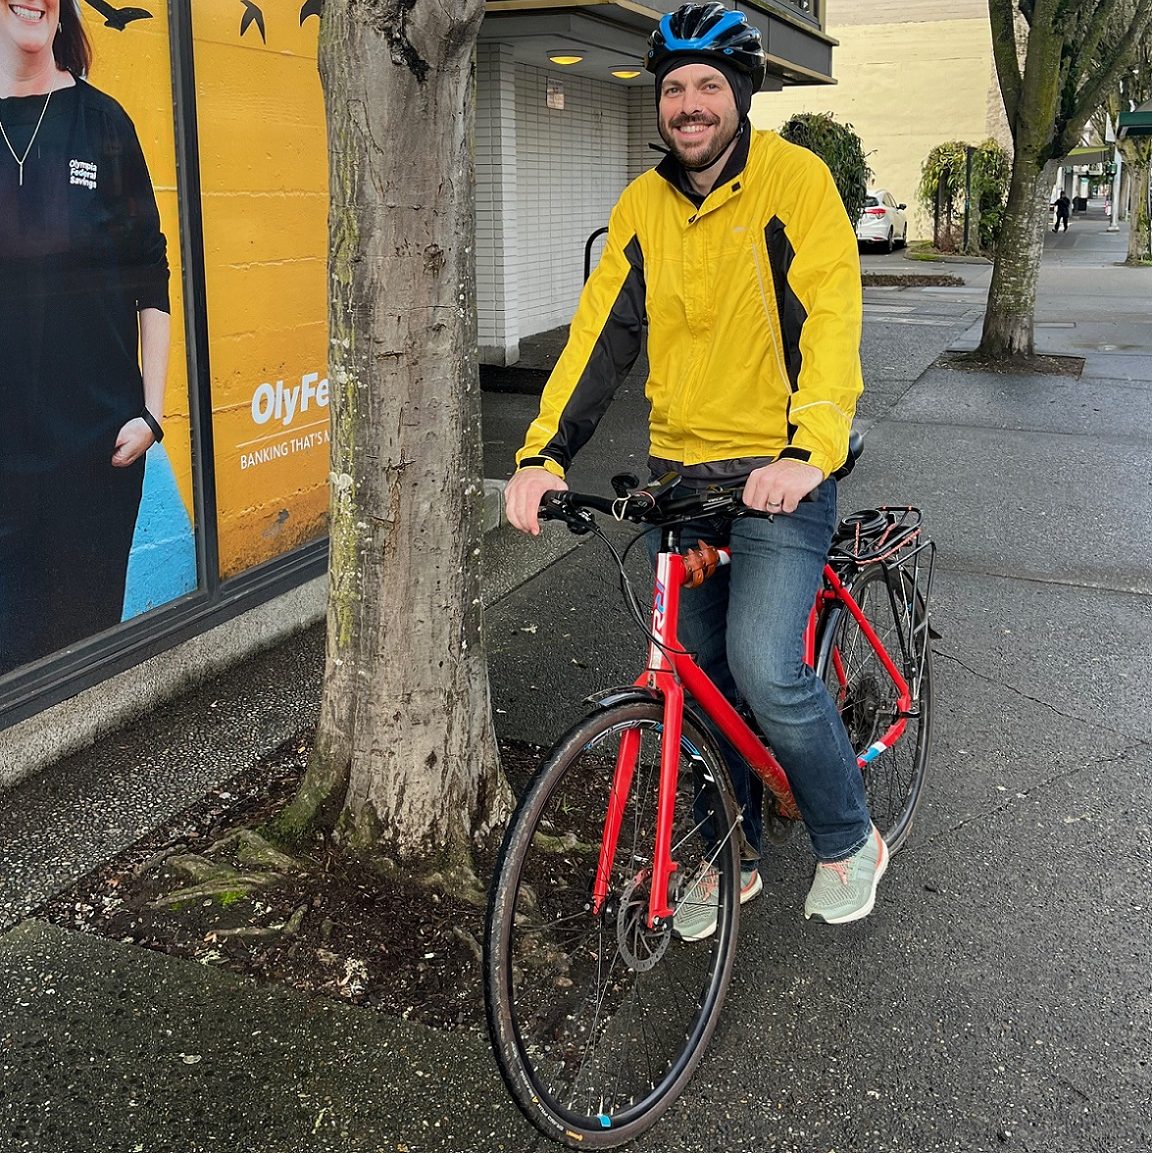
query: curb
[{"left": 483, "top": 478, "right": 506, "bottom": 533}]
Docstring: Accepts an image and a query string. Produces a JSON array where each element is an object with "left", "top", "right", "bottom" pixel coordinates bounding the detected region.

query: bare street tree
[
  {"left": 275, "top": 0, "right": 511, "bottom": 891},
  {"left": 981, "top": 0, "right": 1152, "bottom": 357}
]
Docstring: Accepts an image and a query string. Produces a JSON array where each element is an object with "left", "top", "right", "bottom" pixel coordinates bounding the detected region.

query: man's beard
[{"left": 659, "top": 111, "right": 739, "bottom": 171}]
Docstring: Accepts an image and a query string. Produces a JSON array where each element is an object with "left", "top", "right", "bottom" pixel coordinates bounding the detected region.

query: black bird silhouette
[
  {"left": 299, "top": 0, "right": 322, "bottom": 24},
  {"left": 82, "top": 0, "right": 152, "bottom": 30},
  {"left": 239, "top": 0, "right": 266, "bottom": 42}
]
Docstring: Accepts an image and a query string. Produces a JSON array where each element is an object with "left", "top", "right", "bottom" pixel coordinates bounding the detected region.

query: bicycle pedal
[{"left": 763, "top": 807, "right": 799, "bottom": 846}]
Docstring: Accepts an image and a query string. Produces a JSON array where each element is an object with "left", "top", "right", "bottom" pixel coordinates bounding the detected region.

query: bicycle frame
[{"left": 590, "top": 534, "right": 913, "bottom": 931}]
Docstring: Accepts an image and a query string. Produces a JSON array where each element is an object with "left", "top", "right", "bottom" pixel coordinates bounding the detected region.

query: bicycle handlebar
[{"left": 540, "top": 472, "right": 753, "bottom": 532}]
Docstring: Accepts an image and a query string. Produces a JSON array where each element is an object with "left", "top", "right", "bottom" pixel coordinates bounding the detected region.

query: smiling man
[{"left": 504, "top": 3, "right": 882, "bottom": 931}]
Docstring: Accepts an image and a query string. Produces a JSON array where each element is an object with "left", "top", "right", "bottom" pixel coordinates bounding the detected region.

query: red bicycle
[{"left": 484, "top": 472, "right": 934, "bottom": 1148}]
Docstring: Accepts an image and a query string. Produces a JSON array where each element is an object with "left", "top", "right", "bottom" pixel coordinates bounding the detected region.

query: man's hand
[
  {"left": 505, "top": 467, "right": 568, "bottom": 535},
  {"left": 111, "top": 417, "right": 156, "bottom": 467},
  {"left": 742, "top": 458, "right": 824, "bottom": 514}
]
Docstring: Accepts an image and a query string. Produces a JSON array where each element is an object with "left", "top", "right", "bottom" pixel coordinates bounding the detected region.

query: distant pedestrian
[{"left": 1053, "top": 192, "right": 1071, "bottom": 232}]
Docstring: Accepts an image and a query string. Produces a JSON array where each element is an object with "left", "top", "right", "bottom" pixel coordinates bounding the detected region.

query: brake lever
[{"left": 539, "top": 493, "right": 596, "bottom": 535}]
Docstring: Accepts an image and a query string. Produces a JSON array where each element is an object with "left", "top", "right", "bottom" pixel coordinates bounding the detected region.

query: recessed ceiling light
[{"left": 549, "top": 53, "right": 584, "bottom": 65}]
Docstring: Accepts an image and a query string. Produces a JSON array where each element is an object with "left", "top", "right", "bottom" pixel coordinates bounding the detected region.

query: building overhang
[
  {"left": 1118, "top": 100, "right": 1152, "bottom": 140},
  {"left": 1064, "top": 144, "right": 1112, "bottom": 167},
  {"left": 481, "top": 1, "right": 836, "bottom": 89}
]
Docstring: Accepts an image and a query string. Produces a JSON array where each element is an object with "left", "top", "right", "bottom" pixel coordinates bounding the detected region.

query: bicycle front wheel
[
  {"left": 817, "top": 564, "right": 933, "bottom": 853},
  {"left": 484, "top": 700, "right": 741, "bottom": 1148}
]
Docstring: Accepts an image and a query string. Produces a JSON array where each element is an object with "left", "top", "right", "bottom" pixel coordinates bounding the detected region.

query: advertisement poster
[
  {"left": 0, "top": 0, "right": 196, "bottom": 678},
  {"left": 191, "top": 1, "right": 330, "bottom": 579}
]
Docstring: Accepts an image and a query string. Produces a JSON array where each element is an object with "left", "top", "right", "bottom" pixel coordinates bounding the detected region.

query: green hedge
[{"left": 779, "top": 111, "right": 872, "bottom": 224}]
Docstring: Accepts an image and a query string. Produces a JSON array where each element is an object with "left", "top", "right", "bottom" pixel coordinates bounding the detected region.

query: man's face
[{"left": 657, "top": 63, "right": 740, "bottom": 171}]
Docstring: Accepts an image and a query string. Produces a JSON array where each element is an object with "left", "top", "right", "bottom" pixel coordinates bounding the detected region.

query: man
[
  {"left": 504, "top": 2, "right": 886, "bottom": 929},
  {"left": 1054, "top": 191, "right": 1071, "bottom": 232}
]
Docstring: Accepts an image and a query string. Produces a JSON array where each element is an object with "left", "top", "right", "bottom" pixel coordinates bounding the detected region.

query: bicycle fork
[{"left": 590, "top": 560, "right": 686, "bottom": 933}]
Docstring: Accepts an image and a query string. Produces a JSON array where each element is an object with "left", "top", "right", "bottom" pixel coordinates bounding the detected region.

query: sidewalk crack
[
  {"left": 934, "top": 647, "right": 1150, "bottom": 745},
  {"left": 913, "top": 734, "right": 1148, "bottom": 850}
]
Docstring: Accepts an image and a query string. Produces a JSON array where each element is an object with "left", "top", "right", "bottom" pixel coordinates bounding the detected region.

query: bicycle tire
[
  {"left": 484, "top": 700, "right": 742, "bottom": 1148},
  {"left": 816, "top": 564, "right": 933, "bottom": 853}
]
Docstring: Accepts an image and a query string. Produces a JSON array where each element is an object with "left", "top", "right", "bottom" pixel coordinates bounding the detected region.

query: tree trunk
[
  {"left": 276, "top": 0, "right": 511, "bottom": 885},
  {"left": 965, "top": 197, "right": 983, "bottom": 256},
  {"left": 1120, "top": 144, "right": 1152, "bottom": 263},
  {"left": 941, "top": 190, "right": 957, "bottom": 252},
  {"left": 979, "top": 160, "right": 1049, "bottom": 356},
  {"left": 979, "top": 3, "right": 1063, "bottom": 359}
]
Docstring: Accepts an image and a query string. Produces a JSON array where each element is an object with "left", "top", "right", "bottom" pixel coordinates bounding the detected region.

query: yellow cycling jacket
[{"left": 516, "top": 129, "right": 864, "bottom": 481}]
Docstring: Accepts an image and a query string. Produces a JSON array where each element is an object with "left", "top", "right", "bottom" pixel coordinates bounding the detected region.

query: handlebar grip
[{"left": 539, "top": 491, "right": 572, "bottom": 519}]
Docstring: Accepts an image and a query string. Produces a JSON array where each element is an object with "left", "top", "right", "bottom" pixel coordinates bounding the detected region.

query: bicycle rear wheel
[
  {"left": 484, "top": 700, "right": 741, "bottom": 1148},
  {"left": 817, "top": 564, "right": 933, "bottom": 853}
]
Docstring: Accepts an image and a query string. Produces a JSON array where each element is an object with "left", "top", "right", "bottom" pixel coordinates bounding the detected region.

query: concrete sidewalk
[{"left": 2, "top": 210, "right": 1151, "bottom": 1152}]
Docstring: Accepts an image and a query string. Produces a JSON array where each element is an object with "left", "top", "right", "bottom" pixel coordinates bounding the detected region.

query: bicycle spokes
[{"left": 486, "top": 704, "right": 740, "bottom": 1141}]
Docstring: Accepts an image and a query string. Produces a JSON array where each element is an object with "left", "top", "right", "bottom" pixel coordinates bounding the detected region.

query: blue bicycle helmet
[{"left": 646, "top": 3, "right": 767, "bottom": 92}]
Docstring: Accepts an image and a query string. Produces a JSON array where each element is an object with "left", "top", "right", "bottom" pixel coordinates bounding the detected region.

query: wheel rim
[{"left": 489, "top": 710, "right": 740, "bottom": 1137}]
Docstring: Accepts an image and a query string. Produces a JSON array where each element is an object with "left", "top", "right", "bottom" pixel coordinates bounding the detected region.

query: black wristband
[{"left": 140, "top": 406, "right": 164, "bottom": 443}]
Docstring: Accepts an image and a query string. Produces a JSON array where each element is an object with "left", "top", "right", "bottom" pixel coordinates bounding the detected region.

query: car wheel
[
  {"left": 898, "top": 226, "right": 908, "bottom": 249},
  {"left": 884, "top": 229, "right": 894, "bottom": 254}
]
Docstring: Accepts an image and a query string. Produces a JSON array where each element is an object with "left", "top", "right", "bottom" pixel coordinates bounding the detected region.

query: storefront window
[{"left": 0, "top": 0, "right": 196, "bottom": 678}]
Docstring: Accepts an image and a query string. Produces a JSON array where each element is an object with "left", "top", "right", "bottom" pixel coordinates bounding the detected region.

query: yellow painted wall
[
  {"left": 86, "top": 6, "right": 192, "bottom": 520},
  {"left": 191, "top": 2, "right": 329, "bottom": 578},
  {"left": 752, "top": 0, "right": 1007, "bottom": 237}
]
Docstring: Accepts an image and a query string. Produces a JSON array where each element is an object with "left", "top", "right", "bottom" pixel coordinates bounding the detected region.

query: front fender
[
  {"left": 586, "top": 685, "right": 662, "bottom": 710},
  {"left": 585, "top": 685, "right": 716, "bottom": 753}
]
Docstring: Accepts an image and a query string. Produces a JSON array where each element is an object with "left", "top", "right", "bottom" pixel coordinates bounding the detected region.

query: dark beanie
[{"left": 654, "top": 54, "right": 756, "bottom": 120}]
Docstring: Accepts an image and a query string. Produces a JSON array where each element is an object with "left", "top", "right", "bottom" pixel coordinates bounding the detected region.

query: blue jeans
[{"left": 654, "top": 479, "right": 871, "bottom": 863}]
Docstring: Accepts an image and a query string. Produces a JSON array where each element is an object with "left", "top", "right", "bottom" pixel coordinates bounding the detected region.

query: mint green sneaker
[
  {"left": 804, "top": 825, "right": 888, "bottom": 924},
  {"left": 674, "top": 865, "right": 762, "bottom": 942}
]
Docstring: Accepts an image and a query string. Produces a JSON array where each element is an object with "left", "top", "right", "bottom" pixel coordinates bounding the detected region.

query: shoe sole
[
  {"left": 804, "top": 832, "right": 889, "bottom": 925},
  {"left": 675, "top": 922, "right": 717, "bottom": 943},
  {"left": 675, "top": 873, "right": 762, "bottom": 942},
  {"left": 740, "top": 872, "right": 763, "bottom": 904}
]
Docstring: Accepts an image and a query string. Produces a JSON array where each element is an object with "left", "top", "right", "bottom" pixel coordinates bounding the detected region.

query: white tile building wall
[
  {"left": 629, "top": 85, "right": 662, "bottom": 182},
  {"left": 474, "top": 51, "right": 661, "bottom": 361},
  {"left": 475, "top": 43, "right": 521, "bottom": 365},
  {"left": 513, "top": 65, "right": 631, "bottom": 339}
]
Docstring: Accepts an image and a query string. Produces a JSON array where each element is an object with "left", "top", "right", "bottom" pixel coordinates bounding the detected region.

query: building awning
[
  {"left": 1118, "top": 100, "right": 1152, "bottom": 139},
  {"left": 481, "top": 1, "right": 837, "bottom": 89},
  {"left": 1063, "top": 144, "right": 1112, "bottom": 167}
]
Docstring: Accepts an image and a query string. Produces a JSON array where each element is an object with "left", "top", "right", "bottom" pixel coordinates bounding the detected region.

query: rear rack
[{"left": 830, "top": 506, "right": 923, "bottom": 565}]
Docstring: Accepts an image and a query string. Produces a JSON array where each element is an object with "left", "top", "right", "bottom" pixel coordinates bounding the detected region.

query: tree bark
[
  {"left": 980, "top": 158, "right": 1052, "bottom": 356},
  {"left": 979, "top": 0, "right": 1061, "bottom": 358},
  {"left": 1125, "top": 153, "right": 1152, "bottom": 259},
  {"left": 965, "top": 196, "right": 983, "bottom": 256},
  {"left": 276, "top": 0, "right": 511, "bottom": 884},
  {"left": 1124, "top": 150, "right": 1152, "bottom": 263}
]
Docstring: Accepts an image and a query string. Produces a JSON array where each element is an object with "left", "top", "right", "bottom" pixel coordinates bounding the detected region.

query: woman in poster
[{"left": 0, "top": 0, "right": 170, "bottom": 675}]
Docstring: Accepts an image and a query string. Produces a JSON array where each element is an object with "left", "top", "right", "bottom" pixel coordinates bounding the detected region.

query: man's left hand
[{"left": 742, "top": 459, "right": 824, "bottom": 514}]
